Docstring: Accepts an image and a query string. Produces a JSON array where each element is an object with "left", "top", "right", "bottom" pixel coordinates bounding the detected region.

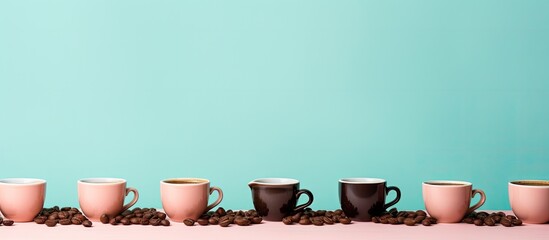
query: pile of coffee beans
[
  {"left": 33, "top": 206, "right": 92, "bottom": 227},
  {"left": 100, "top": 208, "right": 170, "bottom": 226},
  {"left": 0, "top": 216, "right": 15, "bottom": 226},
  {"left": 183, "top": 207, "right": 263, "bottom": 227},
  {"left": 371, "top": 208, "right": 437, "bottom": 226},
  {"left": 462, "top": 211, "right": 522, "bottom": 227},
  {"left": 282, "top": 208, "right": 352, "bottom": 226}
]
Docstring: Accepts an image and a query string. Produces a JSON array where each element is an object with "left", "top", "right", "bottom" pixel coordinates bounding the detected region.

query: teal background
[{"left": 1, "top": 1, "right": 548, "bottom": 211}]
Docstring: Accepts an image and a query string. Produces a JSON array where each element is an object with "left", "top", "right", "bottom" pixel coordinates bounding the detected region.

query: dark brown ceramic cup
[
  {"left": 249, "top": 178, "right": 314, "bottom": 221},
  {"left": 339, "top": 178, "right": 401, "bottom": 221}
]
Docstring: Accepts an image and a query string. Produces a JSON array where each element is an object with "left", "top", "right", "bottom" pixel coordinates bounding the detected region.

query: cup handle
[
  {"left": 204, "top": 186, "right": 224, "bottom": 213},
  {"left": 384, "top": 186, "right": 401, "bottom": 209},
  {"left": 122, "top": 187, "right": 139, "bottom": 212},
  {"left": 294, "top": 189, "right": 314, "bottom": 212},
  {"left": 466, "top": 189, "right": 486, "bottom": 215}
]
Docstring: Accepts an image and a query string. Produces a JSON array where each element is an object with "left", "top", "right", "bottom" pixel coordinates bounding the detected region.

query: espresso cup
[
  {"left": 509, "top": 180, "right": 549, "bottom": 224},
  {"left": 339, "top": 178, "right": 401, "bottom": 221},
  {"left": 0, "top": 178, "right": 46, "bottom": 222},
  {"left": 249, "top": 178, "right": 314, "bottom": 221},
  {"left": 78, "top": 178, "right": 139, "bottom": 221},
  {"left": 423, "top": 180, "right": 486, "bottom": 223},
  {"left": 160, "top": 178, "right": 223, "bottom": 222}
]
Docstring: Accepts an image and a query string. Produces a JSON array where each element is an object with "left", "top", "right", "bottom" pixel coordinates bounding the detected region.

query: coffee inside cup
[
  {"left": 511, "top": 180, "right": 549, "bottom": 186},
  {"left": 425, "top": 182, "right": 467, "bottom": 186},
  {"left": 80, "top": 178, "right": 125, "bottom": 184},
  {"left": 164, "top": 179, "right": 208, "bottom": 184}
]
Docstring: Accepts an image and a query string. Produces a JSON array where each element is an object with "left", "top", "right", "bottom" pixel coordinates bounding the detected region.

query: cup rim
[
  {"left": 0, "top": 178, "right": 46, "bottom": 186},
  {"left": 339, "top": 178, "right": 386, "bottom": 184},
  {"left": 249, "top": 178, "right": 299, "bottom": 185},
  {"left": 423, "top": 180, "right": 472, "bottom": 187},
  {"left": 161, "top": 178, "right": 210, "bottom": 185},
  {"left": 78, "top": 178, "right": 127, "bottom": 185},
  {"left": 509, "top": 180, "right": 549, "bottom": 188}
]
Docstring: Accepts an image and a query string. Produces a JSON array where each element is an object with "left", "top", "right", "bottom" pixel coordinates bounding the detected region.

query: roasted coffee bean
[
  {"left": 71, "top": 218, "right": 82, "bottom": 225},
  {"left": 48, "top": 212, "right": 59, "bottom": 220},
  {"left": 339, "top": 217, "right": 352, "bottom": 224},
  {"left": 141, "top": 219, "right": 150, "bottom": 225},
  {"left": 121, "top": 210, "right": 132, "bottom": 217},
  {"left": 282, "top": 217, "right": 294, "bottom": 225},
  {"left": 216, "top": 207, "right": 227, "bottom": 216},
  {"left": 235, "top": 218, "right": 251, "bottom": 226},
  {"left": 474, "top": 219, "right": 484, "bottom": 226},
  {"left": 484, "top": 217, "right": 495, "bottom": 226},
  {"left": 120, "top": 218, "right": 130, "bottom": 225},
  {"left": 421, "top": 219, "right": 431, "bottom": 226},
  {"left": 130, "top": 217, "right": 141, "bottom": 224},
  {"left": 3, "top": 219, "right": 14, "bottom": 226},
  {"left": 183, "top": 218, "right": 195, "bottom": 226},
  {"left": 299, "top": 218, "right": 312, "bottom": 225},
  {"left": 323, "top": 216, "right": 334, "bottom": 225},
  {"left": 414, "top": 216, "right": 426, "bottom": 223},
  {"left": 209, "top": 216, "right": 219, "bottom": 225},
  {"left": 416, "top": 210, "right": 427, "bottom": 216},
  {"left": 372, "top": 217, "right": 381, "bottom": 223},
  {"left": 100, "top": 214, "right": 110, "bottom": 224},
  {"left": 45, "top": 219, "right": 57, "bottom": 227},
  {"left": 34, "top": 217, "right": 47, "bottom": 224},
  {"left": 388, "top": 218, "right": 399, "bottom": 225},
  {"left": 150, "top": 218, "right": 162, "bottom": 226},
  {"left": 404, "top": 218, "right": 416, "bottom": 226},
  {"left": 197, "top": 218, "right": 209, "bottom": 226},
  {"left": 110, "top": 218, "right": 119, "bottom": 225},
  {"left": 312, "top": 219, "right": 324, "bottom": 226},
  {"left": 380, "top": 218, "right": 389, "bottom": 224},
  {"left": 219, "top": 218, "right": 231, "bottom": 227},
  {"left": 512, "top": 219, "right": 522, "bottom": 226},
  {"left": 397, "top": 216, "right": 406, "bottom": 224},
  {"left": 143, "top": 213, "right": 154, "bottom": 219},
  {"left": 501, "top": 218, "right": 513, "bottom": 227},
  {"left": 251, "top": 217, "right": 262, "bottom": 224},
  {"left": 59, "top": 219, "right": 71, "bottom": 225},
  {"left": 161, "top": 220, "right": 170, "bottom": 226},
  {"left": 462, "top": 217, "right": 474, "bottom": 224},
  {"left": 426, "top": 217, "right": 437, "bottom": 224},
  {"left": 83, "top": 220, "right": 92, "bottom": 227},
  {"left": 156, "top": 212, "right": 167, "bottom": 220}
]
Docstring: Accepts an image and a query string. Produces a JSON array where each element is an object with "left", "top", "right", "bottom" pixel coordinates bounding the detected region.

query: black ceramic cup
[
  {"left": 339, "top": 178, "right": 401, "bottom": 221},
  {"left": 249, "top": 178, "right": 314, "bottom": 221}
]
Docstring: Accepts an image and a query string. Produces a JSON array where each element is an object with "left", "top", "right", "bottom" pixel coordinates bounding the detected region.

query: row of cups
[{"left": 0, "top": 177, "right": 548, "bottom": 224}]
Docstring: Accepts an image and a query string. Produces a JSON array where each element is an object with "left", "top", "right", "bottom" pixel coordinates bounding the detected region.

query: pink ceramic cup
[
  {"left": 0, "top": 178, "right": 46, "bottom": 222},
  {"left": 509, "top": 180, "right": 549, "bottom": 224},
  {"left": 78, "top": 178, "right": 139, "bottom": 222},
  {"left": 423, "top": 180, "right": 486, "bottom": 223},
  {"left": 161, "top": 178, "right": 223, "bottom": 222}
]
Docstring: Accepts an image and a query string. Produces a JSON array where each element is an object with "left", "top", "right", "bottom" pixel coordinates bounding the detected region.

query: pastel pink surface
[
  {"left": 160, "top": 179, "right": 223, "bottom": 222},
  {"left": 509, "top": 182, "right": 549, "bottom": 224},
  {"left": 78, "top": 179, "right": 139, "bottom": 222},
  {"left": 0, "top": 179, "right": 46, "bottom": 222},
  {"left": 0, "top": 211, "right": 547, "bottom": 240}
]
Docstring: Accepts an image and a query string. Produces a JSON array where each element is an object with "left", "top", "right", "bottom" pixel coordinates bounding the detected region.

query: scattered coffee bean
[
  {"left": 235, "top": 217, "right": 251, "bottom": 226},
  {"left": 45, "top": 219, "right": 57, "bottom": 227},
  {"left": 371, "top": 209, "right": 438, "bottom": 227},
  {"left": 59, "top": 219, "right": 71, "bottom": 225},
  {"left": 197, "top": 218, "right": 209, "bottom": 226},
  {"left": 512, "top": 219, "right": 522, "bottom": 226},
  {"left": 404, "top": 218, "right": 416, "bottom": 226},
  {"left": 183, "top": 218, "right": 195, "bottom": 226},
  {"left": 3, "top": 219, "right": 14, "bottom": 226},
  {"left": 282, "top": 217, "right": 293, "bottom": 225},
  {"left": 462, "top": 211, "right": 521, "bottom": 227},
  {"left": 100, "top": 214, "right": 110, "bottom": 224},
  {"left": 299, "top": 218, "right": 312, "bottom": 225},
  {"left": 83, "top": 220, "right": 92, "bottom": 227},
  {"left": 34, "top": 217, "right": 47, "bottom": 224},
  {"left": 161, "top": 219, "right": 170, "bottom": 226}
]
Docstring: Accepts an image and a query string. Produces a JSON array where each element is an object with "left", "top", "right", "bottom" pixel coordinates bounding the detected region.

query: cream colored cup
[
  {"left": 509, "top": 180, "right": 549, "bottom": 224},
  {"left": 161, "top": 178, "right": 223, "bottom": 222},
  {"left": 423, "top": 180, "right": 486, "bottom": 223},
  {"left": 78, "top": 178, "right": 139, "bottom": 222},
  {"left": 0, "top": 178, "right": 46, "bottom": 222}
]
